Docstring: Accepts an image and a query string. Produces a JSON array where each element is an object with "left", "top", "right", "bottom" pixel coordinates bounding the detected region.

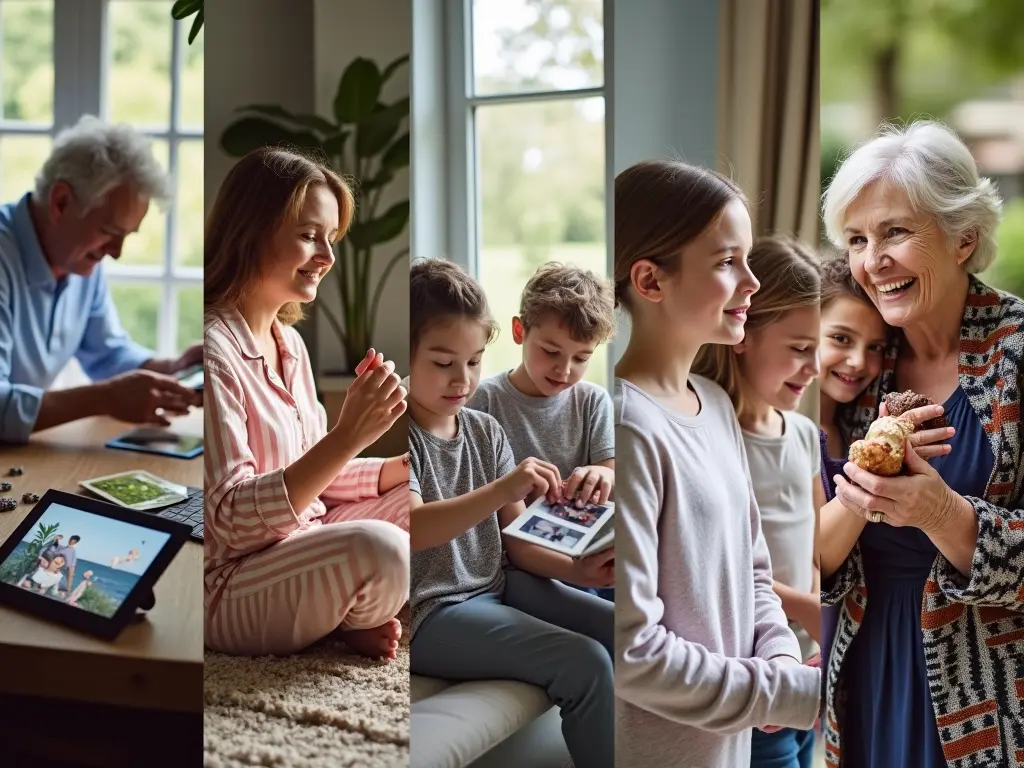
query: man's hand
[
  {"left": 99, "top": 370, "right": 199, "bottom": 426},
  {"left": 143, "top": 342, "right": 203, "bottom": 376}
]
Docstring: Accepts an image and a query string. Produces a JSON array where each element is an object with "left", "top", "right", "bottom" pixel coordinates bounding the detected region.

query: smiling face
[
  {"left": 842, "top": 181, "right": 974, "bottom": 328},
  {"left": 410, "top": 316, "right": 491, "bottom": 420},
  {"left": 736, "top": 305, "right": 821, "bottom": 412},
  {"left": 654, "top": 197, "right": 759, "bottom": 346},
  {"left": 47, "top": 181, "right": 150, "bottom": 277},
  {"left": 257, "top": 184, "right": 339, "bottom": 308},
  {"left": 819, "top": 295, "right": 887, "bottom": 404},
  {"left": 516, "top": 316, "right": 596, "bottom": 396}
]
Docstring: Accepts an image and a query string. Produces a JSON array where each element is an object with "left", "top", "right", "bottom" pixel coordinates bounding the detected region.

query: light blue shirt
[{"left": 0, "top": 193, "right": 152, "bottom": 443}]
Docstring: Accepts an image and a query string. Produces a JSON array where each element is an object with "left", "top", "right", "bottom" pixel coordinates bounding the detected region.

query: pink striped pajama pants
[{"left": 205, "top": 484, "right": 409, "bottom": 656}]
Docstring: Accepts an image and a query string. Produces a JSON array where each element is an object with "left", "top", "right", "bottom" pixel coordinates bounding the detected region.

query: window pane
[
  {"left": 109, "top": 283, "right": 160, "bottom": 352},
  {"left": 1, "top": 0, "right": 54, "bottom": 123},
  {"left": 176, "top": 140, "right": 202, "bottom": 267},
  {"left": 107, "top": 0, "right": 172, "bottom": 128},
  {"left": 472, "top": 0, "right": 603, "bottom": 97},
  {"left": 0, "top": 136, "right": 51, "bottom": 203},
  {"left": 117, "top": 140, "right": 168, "bottom": 268},
  {"left": 177, "top": 286, "right": 202, "bottom": 352},
  {"left": 476, "top": 97, "right": 607, "bottom": 386},
  {"left": 179, "top": 17, "right": 203, "bottom": 129}
]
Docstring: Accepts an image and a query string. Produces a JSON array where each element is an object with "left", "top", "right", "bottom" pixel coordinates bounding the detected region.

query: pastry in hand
[
  {"left": 848, "top": 415, "right": 916, "bottom": 476},
  {"left": 884, "top": 390, "right": 948, "bottom": 430}
]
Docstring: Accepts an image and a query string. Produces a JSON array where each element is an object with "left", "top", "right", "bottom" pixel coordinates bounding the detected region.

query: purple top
[{"left": 819, "top": 429, "right": 844, "bottom": 502}]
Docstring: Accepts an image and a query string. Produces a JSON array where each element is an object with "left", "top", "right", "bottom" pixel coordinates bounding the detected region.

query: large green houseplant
[{"left": 219, "top": 55, "right": 411, "bottom": 375}]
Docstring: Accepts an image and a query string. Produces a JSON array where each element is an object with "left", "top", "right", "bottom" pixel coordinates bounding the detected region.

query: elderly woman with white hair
[
  {"left": 818, "top": 120, "right": 1024, "bottom": 768},
  {"left": 0, "top": 115, "right": 202, "bottom": 443}
]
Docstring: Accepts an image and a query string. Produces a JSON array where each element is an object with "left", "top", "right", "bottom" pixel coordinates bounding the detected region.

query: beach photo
[
  {"left": 519, "top": 516, "right": 586, "bottom": 549},
  {"left": 0, "top": 503, "right": 170, "bottom": 618}
]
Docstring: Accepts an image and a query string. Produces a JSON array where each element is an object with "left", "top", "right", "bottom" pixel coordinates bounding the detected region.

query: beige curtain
[
  {"left": 716, "top": 0, "right": 821, "bottom": 420},
  {"left": 716, "top": 0, "right": 819, "bottom": 242}
]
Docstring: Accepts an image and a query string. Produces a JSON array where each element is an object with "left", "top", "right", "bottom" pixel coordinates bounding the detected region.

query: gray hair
[
  {"left": 34, "top": 115, "right": 172, "bottom": 211},
  {"left": 822, "top": 120, "right": 1003, "bottom": 273}
]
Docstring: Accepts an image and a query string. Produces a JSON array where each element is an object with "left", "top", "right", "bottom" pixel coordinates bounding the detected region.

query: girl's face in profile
[
  {"left": 738, "top": 305, "right": 821, "bottom": 412},
  {"left": 654, "top": 198, "right": 759, "bottom": 346},
  {"left": 260, "top": 184, "right": 339, "bottom": 308},
  {"left": 819, "top": 295, "right": 887, "bottom": 404},
  {"left": 410, "top": 316, "right": 490, "bottom": 419}
]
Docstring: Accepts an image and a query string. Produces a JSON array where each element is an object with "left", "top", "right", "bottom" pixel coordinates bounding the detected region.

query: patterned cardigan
[{"left": 823, "top": 276, "right": 1024, "bottom": 768}]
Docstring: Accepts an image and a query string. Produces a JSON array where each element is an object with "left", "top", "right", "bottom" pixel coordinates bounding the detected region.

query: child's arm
[
  {"left": 498, "top": 502, "right": 614, "bottom": 587},
  {"left": 617, "top": 426, "right": 819, "bottom": 733},
  {"left": 819, "top": 491, "right": 867, "bottom": 578},
  {"left": 771, "top": 473, "right": 824, "bottom": 646},
  {"left": 410, "top": 457, "right": 560, "bottom": 552}
]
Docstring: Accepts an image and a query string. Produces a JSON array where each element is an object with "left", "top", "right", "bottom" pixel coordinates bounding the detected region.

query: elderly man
[{"left": 0, "top": 115, "right": 202, "bottom": 444}]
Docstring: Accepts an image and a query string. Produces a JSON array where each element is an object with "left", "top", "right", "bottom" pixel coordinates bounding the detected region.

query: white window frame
[
  {"left": 0, "top": 0, "right": 202, "bottom": 356},
  {"left": 443, "top": 0, "right": 614, "bottom": 381}
]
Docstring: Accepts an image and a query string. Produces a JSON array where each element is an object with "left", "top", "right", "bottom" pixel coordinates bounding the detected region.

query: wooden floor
[{"left": 0, "top": 693, "right": 202, "bottom": 767}]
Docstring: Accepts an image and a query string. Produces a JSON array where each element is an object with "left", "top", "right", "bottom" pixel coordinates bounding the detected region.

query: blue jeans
[
  {"left": 750, "top": 726, "right": 816, "bottom": 768},
  {"left": 411, "top": 567, "right": 614, "bottom": 768}
]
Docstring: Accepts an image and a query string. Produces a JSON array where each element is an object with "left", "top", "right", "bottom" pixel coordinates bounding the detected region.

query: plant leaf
[
  {"left": 295, "top": 114, "right": 338, "bottom": 135},
  {"left": 380, "top": 132, "right": 410, "bottom": 172},
  {"left": 188, "top": 7, "right": 203, "bottom": 43},
  {"left": 347, "top": 200, "right": 410, "bottom": 249},
  {"left": 171, "top": 0, "right": 201, "bottom": 20},
  {"left": 322, "top": 131, "right": 349, "bottom": 157},
  {"left": 355, "top": 98, "right": 409, "bottom": 158},
  {"left": 220, "top": 117, "right": 322, "bottom": 157},
  {"left": 237, "top": 104, "right": 300, "bottom": 122},
  {"left": 359, "top": 169, "right": 394, "bottom": 193},
  {"left": 381, "top": 54, "right": 410, "bottom": 85},
  {"left": 334, "top": 58, "right": 382, "bottom": 124}
]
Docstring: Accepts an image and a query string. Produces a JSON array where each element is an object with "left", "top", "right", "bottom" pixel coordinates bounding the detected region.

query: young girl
[
  {"left": 407, "top": 258, "right": 614, "bottom": 768},
  {"left": 613, "top": 160, "right": 820, "bottom": 767},
  {"left": 693, "top": 236, "right": 823, "bottom": 768},
  {"left": 67, "top": 570, "right": 96, "bottom": 607},
  {"left": 204, "top": 147, "right": 410, "bottom": 659}
]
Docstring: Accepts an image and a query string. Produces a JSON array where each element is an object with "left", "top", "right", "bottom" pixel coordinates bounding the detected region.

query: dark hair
[
  {"left": 821, "top": 251, "right": 872, "bottom": 310},
  {"left": 205, "top": 146, "right": 355, "bottom": 325},
  {"left": 519, "top": 262, "right": 616, "bottom": 343},
  {"left": 614, "top": 159, "right": 747, "bottom": 311},
  {"left": 69, "top": 535, "right": 80, "bottom": 544},
  {"left": 410, "top": 258, "right": 498, "bottom": 352}
]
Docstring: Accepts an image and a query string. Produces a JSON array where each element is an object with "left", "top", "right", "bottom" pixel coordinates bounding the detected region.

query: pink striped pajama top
[{"left": 203, "top": 308, "right": 390, "bottom": 619}]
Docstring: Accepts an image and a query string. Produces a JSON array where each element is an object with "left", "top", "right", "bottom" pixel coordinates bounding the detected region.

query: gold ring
[{"left": 870, "top": 511, "right": 884, "bottom": 524}]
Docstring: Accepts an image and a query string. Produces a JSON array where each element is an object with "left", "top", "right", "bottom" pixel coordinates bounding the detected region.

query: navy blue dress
[{"left": 844, "top": 386, "right": 993, "bottom": 768}]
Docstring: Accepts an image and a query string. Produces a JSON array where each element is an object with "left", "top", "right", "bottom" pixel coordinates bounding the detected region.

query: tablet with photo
[
  {"left": 0, "top": 490, "right": 190, "bottom": 641},
  {"left": 106, "top": 427, "right": 203, "bottom": 459},
  {"left": 80, "top": 470, "right": 188, "bottom": 511},
  {"left": 502, "top": 498, "right": 615, "bottom": 558}
]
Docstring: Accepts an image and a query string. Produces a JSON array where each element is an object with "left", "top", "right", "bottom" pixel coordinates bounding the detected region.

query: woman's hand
[
  {"left": 879, "top": 401, "right": 955, "bottom": 459},
  {"left": 837, "top": 443, "right": 963, "bottom": 535},
  {"left": 562, "top": 465, "right": 614, "bottom": 506},
  {"left": 333, "top": 354, "right": 407, "bottom": 453}
]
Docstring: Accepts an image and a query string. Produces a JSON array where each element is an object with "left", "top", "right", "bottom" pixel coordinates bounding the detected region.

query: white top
[
  {"left": 742, "top": 411, "right": 820, "bottom": 660},
  {"left": 31, "top": 568, "right": 62, "bottom": 589}
]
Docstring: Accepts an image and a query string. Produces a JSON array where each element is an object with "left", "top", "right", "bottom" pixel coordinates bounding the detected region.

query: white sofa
[{"left": 410, "top": 675, "right": 553, "bottom": 768}]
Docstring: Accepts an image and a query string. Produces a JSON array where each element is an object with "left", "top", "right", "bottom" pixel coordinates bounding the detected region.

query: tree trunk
[{"left": 874, "top": 41, "right": 900, "bottom": 126}]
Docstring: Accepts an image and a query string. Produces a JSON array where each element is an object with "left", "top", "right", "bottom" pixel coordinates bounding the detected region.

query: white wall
[
  {"left": 204, "top": 0, "right": 316, "bottom": 215},
  {"left": 313, "top": 0, "right": 411, "bottom": 376},
  {"left": 610, "top": 0, "right": 720, "bottom": 362}
]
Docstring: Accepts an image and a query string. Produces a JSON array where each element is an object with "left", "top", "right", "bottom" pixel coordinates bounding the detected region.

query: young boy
[
  {"left": 469, "top": 263, "right": 616, "bottom": 594},
  {"left": 407, "top": 258, "right": 613, "bottom": 768}
]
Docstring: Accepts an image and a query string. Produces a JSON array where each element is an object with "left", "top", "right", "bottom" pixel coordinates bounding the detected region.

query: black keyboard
[{"left": 156, "top": 486, "right": 204, "bottom": 542}]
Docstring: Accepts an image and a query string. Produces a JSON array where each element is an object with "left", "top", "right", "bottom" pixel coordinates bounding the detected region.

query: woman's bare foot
[{"left": 335, "top": 618, "right": 402, "bottom": 661}]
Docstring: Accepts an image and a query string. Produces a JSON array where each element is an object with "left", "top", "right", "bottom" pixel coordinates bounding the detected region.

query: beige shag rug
[{"left": 203, "top": 612, "right": 410, "bottom": 768}]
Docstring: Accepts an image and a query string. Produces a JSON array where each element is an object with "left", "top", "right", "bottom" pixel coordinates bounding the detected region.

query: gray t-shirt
[
  {"left": 614, "top": 376, "right": 819, "bottom": 768},
  {"left": 409, "top": 408, "right": 516, "bottom": 638},
  {"left": 742, "top": 411, "right": 820, "bottom": 660},
  {"left": 467, "top": 370, "right": 614, "bottom": 478}
]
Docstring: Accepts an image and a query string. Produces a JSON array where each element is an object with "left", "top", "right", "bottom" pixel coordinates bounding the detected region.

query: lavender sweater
[{"left": 615, "top": 376, "right": 821, "bottom": 767}]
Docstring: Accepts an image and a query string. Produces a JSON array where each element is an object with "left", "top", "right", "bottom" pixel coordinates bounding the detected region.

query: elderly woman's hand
[
  {"left": 879, "top": 400, "right": 955, "bottom": 459},
  {"left": 837, "top": 443, "right": 962, "bottom": 533}
]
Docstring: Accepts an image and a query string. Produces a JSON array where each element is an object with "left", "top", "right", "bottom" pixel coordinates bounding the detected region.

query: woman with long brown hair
[{"left": 203, "top": 147, "right": 409, "bottom": 660}]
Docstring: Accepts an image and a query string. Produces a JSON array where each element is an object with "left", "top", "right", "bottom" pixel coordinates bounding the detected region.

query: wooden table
[{"left": 0, "top": 412, "right": 203, "bottom": 712}]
